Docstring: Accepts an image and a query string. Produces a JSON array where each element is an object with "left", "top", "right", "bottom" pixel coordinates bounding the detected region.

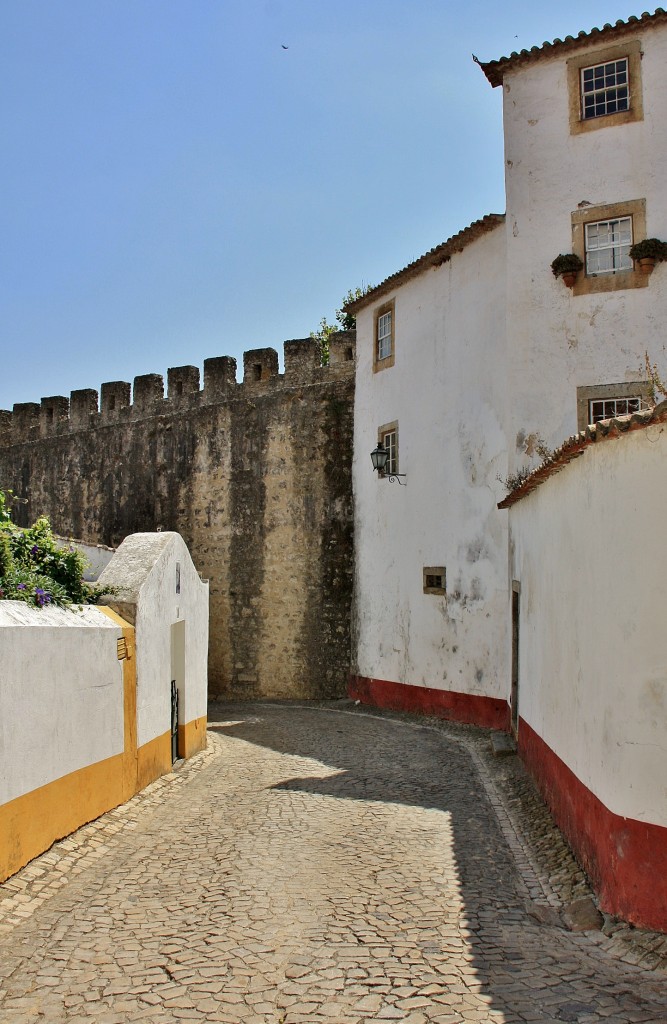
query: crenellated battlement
[
  {"left": 0, "top": 334, "right": 355, "bottom": 447},
  {"left": 0, "top": 331, "right": 355, "bottom": 703}
]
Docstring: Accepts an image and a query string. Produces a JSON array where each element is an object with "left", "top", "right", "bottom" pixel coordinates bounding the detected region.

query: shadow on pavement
[{"left": 208, "top": 703, "right": 667, "bottom": 1023}]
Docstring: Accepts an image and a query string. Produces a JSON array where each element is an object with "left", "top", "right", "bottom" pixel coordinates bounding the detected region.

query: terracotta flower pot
[
  {"left": 637, "top": 257, "right": 656, "bottom": 274},
  {"left": 561, "top": 271, "right": 578, "bottom": 287}
]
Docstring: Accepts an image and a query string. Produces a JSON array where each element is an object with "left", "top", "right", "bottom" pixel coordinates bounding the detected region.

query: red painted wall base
[
  {"left": 519, "top": 718, "right": 667, "bottom": 933},
  {"left": 348, "top": 674, "right": 510, "bottom": 732}
]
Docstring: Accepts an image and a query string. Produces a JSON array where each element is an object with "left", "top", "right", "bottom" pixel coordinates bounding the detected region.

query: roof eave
[
  {"left": 498, "top": 400, "right": 667, "bottom": 510},
  {"left": 344, "top": 213, "right": 505, "bottom": 315},
  {"left": 478, "top": 8, "right": 667, "bottom": 88}
]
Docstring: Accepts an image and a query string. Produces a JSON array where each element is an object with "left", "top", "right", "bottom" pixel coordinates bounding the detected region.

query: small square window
[
  {"left": 567, "top": 40, "right": 643, "bottom": 136},
  {"left": 373, "top": 299, "right": 395, "bottom": 372},
  {"left": 589, "top": 396, "right": 642, "bottom": 423},
  {"left": 576, "top": 383, "right": 651, "bottom": 431},
  {"left": 581, "top": 57, "right": 629, "bottom": 120},
  {"left": 423, "top": 567, "right": 446, "bottom": 595},
  {"left": 570, "top": 199, "right": 648, "bottom": 296}
]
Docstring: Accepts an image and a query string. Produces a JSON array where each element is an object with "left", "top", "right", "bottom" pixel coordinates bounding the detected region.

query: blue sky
[{"left": 0, "top": 1, "right": 642, "bottom": 409}]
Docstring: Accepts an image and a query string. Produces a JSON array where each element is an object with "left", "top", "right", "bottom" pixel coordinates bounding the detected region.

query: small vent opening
[{"left": 423, "top": 566, "right": 446, "bottom": 595}]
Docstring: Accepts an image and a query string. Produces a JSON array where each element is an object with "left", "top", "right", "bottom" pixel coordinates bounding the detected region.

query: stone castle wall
[{"left": 0, "top": 333, "right": 356, "bottom": 699}]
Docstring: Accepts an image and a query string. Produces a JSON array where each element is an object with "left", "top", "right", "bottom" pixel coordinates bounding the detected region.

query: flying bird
[{"left": 282, "top": 44, "right": 289, "bottom": 49}]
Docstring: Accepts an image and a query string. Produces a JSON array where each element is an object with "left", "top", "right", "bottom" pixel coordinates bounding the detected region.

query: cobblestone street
[{"left": 1, "top": 703, "right": 666, "bottom": 1023}]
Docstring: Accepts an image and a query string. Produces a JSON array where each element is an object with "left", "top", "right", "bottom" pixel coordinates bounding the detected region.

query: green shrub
[
  {"left": 0, "top": 491, "right": 112, "bottom": 608},
  {"left": 551, "top": 253, "right": 584, "bottom": 277},
  {"left": 628, "top": 238, "right": 667, "bottom": 262}
]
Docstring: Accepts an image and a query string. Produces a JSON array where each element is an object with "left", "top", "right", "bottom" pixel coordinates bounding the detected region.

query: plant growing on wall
[
  {"left": 311, "top": 284, "right": 373, "bottom": 364},
  {"left": 644, "top": 351, "right": 667, "bottom": 406},
  {"left": 0, "top": 491, "right": 111, "bottom": 607}
]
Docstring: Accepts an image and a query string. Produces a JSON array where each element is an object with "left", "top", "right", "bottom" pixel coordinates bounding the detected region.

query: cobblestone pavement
[{"left": 1, "top": 703, "right": 666, "bottom": 1024}]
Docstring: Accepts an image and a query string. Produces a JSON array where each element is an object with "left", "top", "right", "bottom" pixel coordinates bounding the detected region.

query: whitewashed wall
[
  {"left": 99, "top": 532, "right": 208, "bottom": 746},
  {"left": 508, "top": 421, "right": 667, "bottom": 824},
  {"left": 353, "top": 225, "right": 509, "bottom": 700},
  {"left": 0, "top": 603, "right": 123, "bottom": 804},
  {"left": 503, "top": 28, "right": 667, "bottom": 462},
  {"left": 353, "top": 23, "right": 667, "bottom": 718}
]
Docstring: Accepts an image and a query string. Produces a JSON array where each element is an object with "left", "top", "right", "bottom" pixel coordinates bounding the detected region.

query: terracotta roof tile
[
  {"left": 479, "top": 8, "right": 667, "bottom": 87},
  {"left": 344, "top": 214, "right": 505, "bottom": 314},
  {"left": 497, "top": 399, "right": 667, "bottom": 509}
]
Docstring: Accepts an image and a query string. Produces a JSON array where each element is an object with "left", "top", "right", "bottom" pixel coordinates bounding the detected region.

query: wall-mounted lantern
[{"left": 370, "top": 441, "right": 406, "bottom": 485}]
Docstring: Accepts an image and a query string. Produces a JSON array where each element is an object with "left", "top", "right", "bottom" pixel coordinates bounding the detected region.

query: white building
[
  {"left": 350, "top": 8, "right": 667, "bottom": 725},
  {"left": 348, "top": 10, "right": 667, "bottom": 929}
]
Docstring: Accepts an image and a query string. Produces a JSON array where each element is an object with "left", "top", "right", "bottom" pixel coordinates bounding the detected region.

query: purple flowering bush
[{"left": 0, "top": 490, "right": 109, "bottom": 608}]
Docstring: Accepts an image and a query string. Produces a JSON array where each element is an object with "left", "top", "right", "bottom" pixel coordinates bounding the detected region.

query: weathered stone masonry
[{"left": 0, "top": 333, "right": 356, "bottom": 700}]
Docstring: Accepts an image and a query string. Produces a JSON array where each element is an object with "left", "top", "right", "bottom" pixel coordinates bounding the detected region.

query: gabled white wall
[
  {"left": 353, "top": 225, "right": 509, "bottom": 700},
  {"left": 99, "top": 532, "right": 208, "bottom": 747}
]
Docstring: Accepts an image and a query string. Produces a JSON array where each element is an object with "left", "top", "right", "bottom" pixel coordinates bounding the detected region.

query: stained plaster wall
[
  {"left": 352, "top": 21, "right": 667, "bottom": 716},
  {"left": 352, "top": 225, "right": 509, "bottom": 700},
  {"left": 502, "top": 26, "right": 667, "bottom": 464},
  {"left": 0, "top": 337, "right": 355, "bottom": 700}
]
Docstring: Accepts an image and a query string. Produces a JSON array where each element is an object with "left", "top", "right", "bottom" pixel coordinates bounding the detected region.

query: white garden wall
[
  {"left": 1, "top": 530, "right": 209, "bottom": 882},
  {"left": 0, "top": 601, "right": 133, "bottom": 881},
  {"left": 507, "top": 409, "right": 667, "bottom": 930},
  {"left": 0, "top": 603, "right": 123, "bottom": 806}
]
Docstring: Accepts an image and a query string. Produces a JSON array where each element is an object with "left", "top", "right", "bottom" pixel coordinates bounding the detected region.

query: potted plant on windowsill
[
  {"left": 628, "top": 238, "right": 667, "bottom": 275},
  {"left": 551, "top": 253, "right": 584, "bottom": 288}
]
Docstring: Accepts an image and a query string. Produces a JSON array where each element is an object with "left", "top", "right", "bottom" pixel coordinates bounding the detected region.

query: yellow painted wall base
[
  {"left": 136, "top": 729, "right": 173, "bottom": 790},
  {"left": 1, "top": 602, "right": 209, "bottom": 883},
  {"left": 0, "top": 752, "right": 126, "bottom": 883},
  {"left": 179, "top": 715, "right": 208, "bottom": 759}
]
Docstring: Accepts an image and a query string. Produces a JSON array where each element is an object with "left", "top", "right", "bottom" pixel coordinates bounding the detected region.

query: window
[
  {"left": 584, "top": 216, "right": 632, "bottom": 275},
  {"left": 377, "top": 420, "right": 398, "bottom": 476},
  {"left": 423, "top": 567, "right": 446, "bottom": 596},
  {"left": 373, "top": 299, "right": 395, "bottom": 372},
  {"left": 589, "top": 396, "right": 641, "bottom": 423},
  {"left": 581, "top": 58, "right": 628, "bottom": 120},
  {"left": 381, "top": 428, "right": 397, "bottom": 475},
  {"left": 377, "top": 311, "right": 392, "bottom": 360},
  {"left": 567, "top": 40, "right": 643, "bottom": 135},
  {"left": 570, "top": 199, "right": 648, "bottom": 296},
  {"left": 576, "top": 383, "right": 651, "bottom": 431}
]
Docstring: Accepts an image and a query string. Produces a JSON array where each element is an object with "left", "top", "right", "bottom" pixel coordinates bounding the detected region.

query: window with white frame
[
  {"left": 376, "top": 421, "right": 399, "bottom": 477},
  {"left": 373, "top": 299, "right": 395, "bottom": 371},
  {"left": 381, "top": 428, "right": 397, "bottom": 475},
  {"left": 589, "top": 396, "right": 642, "bottom": 424},
  {"left": 576, "top": 382, "right": 651, "bottom": 431},
  {"left": 581, "top": 58, "right": 629, "bottom": 120},
  {"left": 584, "top": 216, "right": 632, "bottom": 275},
  {"left": 571, "top": 199, "right": 647, "bottom": 295},
  {"left": 567, "top": 40, "right": 643, "bottom": 136},
  {"left": 377, "top": 311, "right": 392, "bottom": 360}
]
